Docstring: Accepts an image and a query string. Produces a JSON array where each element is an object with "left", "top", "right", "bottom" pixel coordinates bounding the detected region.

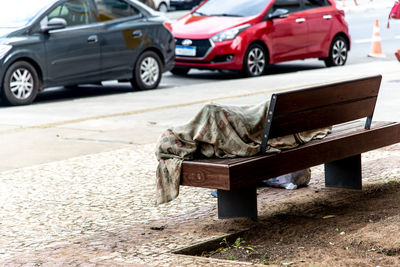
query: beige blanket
[{"left": 155, "top": 101, "right": 330, "bottom": 205}]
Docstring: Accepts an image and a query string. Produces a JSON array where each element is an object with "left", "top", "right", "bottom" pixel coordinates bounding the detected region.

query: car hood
[{"left": 172, "top": 15, "right": 253, "bottom": 39}]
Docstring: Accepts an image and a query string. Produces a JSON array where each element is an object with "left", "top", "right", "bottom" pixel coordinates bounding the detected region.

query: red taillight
[{"left": 163, "top": 21, "right": 172, "bottom": 32}]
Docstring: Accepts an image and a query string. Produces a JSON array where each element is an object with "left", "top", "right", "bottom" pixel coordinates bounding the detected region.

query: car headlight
[
  {"left": 0, "top": 45, "right": 12, "bottom": 60},
  {"left": 211, "top": 24, "right": 251, "bottom": 43}
]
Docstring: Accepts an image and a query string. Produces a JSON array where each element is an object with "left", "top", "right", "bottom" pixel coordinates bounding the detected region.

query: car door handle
[
  {"left": 323, "top": 15, "right": 332, "bottom": 20},
  {"left": 87, "top": 35, "right": 98, "bottom": 43},
  {"left": 295, "top": 18, "right": 306, "bottom": 23},
  {"left": 132, "top": 30, "right": 143, "bottom": 38}
]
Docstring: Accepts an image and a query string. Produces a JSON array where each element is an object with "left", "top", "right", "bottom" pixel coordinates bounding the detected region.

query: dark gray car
[{"left": 0, "top": 0, "right": 175, "bottom": 105}]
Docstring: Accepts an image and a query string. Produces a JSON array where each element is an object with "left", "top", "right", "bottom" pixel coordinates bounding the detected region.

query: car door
[
  {"left": 43, "top": 0, "right": 101, "bottom": 85},
  {"left": 302, "top": 0, "right": 333, "bottom": 55},
  {"left": 267, "top": 0, "right": 309, "bottom": 62},
  {"left": 94, "top": 0, "right": 147, "bottom": 80}
]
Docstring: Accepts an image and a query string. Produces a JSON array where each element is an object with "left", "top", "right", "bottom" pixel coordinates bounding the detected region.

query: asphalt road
[{"left": 346, "top": 6, "right": 400, "bottom": 64}]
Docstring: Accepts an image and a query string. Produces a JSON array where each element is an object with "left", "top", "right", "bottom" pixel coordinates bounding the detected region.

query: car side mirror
[
  {"left": 268, "top": 8, "right": 289, "bottom": 19},
  {"left": 41, "top": 18, "right": 67, "bottom": 32}
]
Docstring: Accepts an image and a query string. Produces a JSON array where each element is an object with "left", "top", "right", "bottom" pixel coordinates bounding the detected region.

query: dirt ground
[
  {"left": 192, "top": 144, "right": 400, "bottom": 266},
  {"left": 204, "top": 182, "right": 400, "bottom": 266}
]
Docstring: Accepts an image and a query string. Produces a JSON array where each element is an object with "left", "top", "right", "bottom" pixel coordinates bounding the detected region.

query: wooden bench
[{"left": 180, "top": 75, "right": 400, "bottom": 220}]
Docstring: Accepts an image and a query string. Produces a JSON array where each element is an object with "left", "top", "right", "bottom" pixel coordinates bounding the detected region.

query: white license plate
[{"left": 176, "top": 45, "right": 196, "bottom": 56}]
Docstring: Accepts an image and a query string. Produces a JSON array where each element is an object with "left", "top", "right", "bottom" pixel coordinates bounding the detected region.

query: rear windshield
[
  {"left": 194, "top": 0, "right": 272, "bottom": 17},
  {"left": 0, "top": 0, "right": 54, "bottom": 28}
]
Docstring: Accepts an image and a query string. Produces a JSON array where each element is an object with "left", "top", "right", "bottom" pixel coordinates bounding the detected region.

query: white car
[{"left": 153, "top": 0, "right": 170, "bottom": 12}]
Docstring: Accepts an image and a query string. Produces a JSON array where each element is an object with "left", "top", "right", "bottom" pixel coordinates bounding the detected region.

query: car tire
[
  {"left": 65, "top": 85, "right": 79, "bottom": 89},
  {"left": 242, "top": 43, "right": 267, "bottom": 77},
  {"left": 158, "top": 2, "right": 168, "bottom": 12},
  {"left": 2, "top": 61, "right": 40, "bottom": 106},
  {"left": 324, "top": 36, "right": 348, "bottom": 67},
  {"left": 170, "top": 67, "right": 190, "bottom": 76},
  {"left": 130, "top": 51, "right": 162, "bottom": 90}
]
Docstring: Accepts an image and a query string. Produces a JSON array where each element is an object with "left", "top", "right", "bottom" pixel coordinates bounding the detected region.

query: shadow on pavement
[
  {"left": 167, "top": 61, "right": 325, "bottom": 81},
  {"left": 0, "top": 61, "right": 325, "bottom": 107},
  {"left": 32, "top": 84, "right": 133, "bottom": 105}
]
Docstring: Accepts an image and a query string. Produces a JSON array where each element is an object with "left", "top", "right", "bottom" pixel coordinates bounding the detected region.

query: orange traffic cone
[
  {"left": 368, "top": 20, "right": 386, "bottom": 58},
  {"left": 395, "top": 48, "right": 400, "bottom": 62}
]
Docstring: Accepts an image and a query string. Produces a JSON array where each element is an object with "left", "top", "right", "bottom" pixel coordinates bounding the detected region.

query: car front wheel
[
  {"left": 2, "top": 61, "right": 39, "bottom": 105},
  {"left": 324, "top": 36, "right": 348, "bottom": 67},
  {"left": 130, "top": 51, "right": 162, "bottom": 90},
  {"left": 158, "top": 2, "right": 168, "bottom": 12},
  {"left": 242, "top": 44, "right": 267, "bottom": 77}
]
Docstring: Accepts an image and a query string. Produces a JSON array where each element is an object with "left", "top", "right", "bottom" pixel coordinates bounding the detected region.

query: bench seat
[{"left": 181, "top": 121, "right": 400, "bottom": 191}]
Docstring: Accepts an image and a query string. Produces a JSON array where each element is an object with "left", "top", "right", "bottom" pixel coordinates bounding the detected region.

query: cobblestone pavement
[{"left": 0, "top": 142, "right": 399, "bottom": 266}]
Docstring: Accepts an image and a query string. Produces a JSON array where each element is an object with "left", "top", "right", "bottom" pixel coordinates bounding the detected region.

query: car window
[
  {"left": 304, "top": 0, "right": 329, "bottom": 8},
  {"left": 270, "top": 0, "right": 302, "bottom": 15},
  {"left": 47, "top": 0, "right": 90, "bottom": 27},
  {"left": 0, "top": 0, "right": 54, "bottom": 28},
  {"left": 95, "top": 0, "right": 141, "bottom": 21},
  {"left": 194, "top": 0, "right": 271, "bottom": 17}
]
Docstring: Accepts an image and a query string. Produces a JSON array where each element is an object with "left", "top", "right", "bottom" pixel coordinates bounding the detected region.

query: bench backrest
[{"left": 260, "top": 75, "right": 382, "bottom": 154}]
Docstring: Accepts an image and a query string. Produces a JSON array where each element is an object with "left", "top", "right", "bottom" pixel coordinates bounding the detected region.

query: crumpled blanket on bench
[{"left": 155, "top": 101, "right": 331, "bottom": 205}]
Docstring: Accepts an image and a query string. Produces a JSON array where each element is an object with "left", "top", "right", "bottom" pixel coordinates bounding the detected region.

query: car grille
[{"left": 175, "top": 38, "right": 212, "bottom": 58}]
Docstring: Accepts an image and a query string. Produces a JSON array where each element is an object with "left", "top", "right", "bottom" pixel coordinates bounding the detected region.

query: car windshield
[
  {"left": 194, "top": 0, "right": 271, "bottom": 17},
  {"left": 0, "top": 0, "right": 54, "bottom": 28}
]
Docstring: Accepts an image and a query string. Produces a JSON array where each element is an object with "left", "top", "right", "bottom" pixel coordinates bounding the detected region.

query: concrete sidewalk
[
  {"left": 1, "top": 143, "right": 399, "bottom": 266},
  {"left": 0, "top": 61, "right": 400, "bottom": 266}
]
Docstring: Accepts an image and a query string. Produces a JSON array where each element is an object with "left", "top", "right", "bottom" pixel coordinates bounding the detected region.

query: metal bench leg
[
  {"left": 217, "top": 187, "right": 257, "bottom": 220},
  {"left": 325, "top": 154, "right": 362, "bottom": 190}
]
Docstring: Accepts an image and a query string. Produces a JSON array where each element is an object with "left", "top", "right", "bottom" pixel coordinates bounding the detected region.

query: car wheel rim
[
  {"left": 159, "top": 4, "right": 168, "bottom": 12},
  {"left": 9, "top": 68, "right": 34, "bottom": 100},
  {"left": 332, "top": 40, "right": 347, "bottom": 66},
  {"left": 247, "top": 47, "right": 265, "bottom": 76},
  {"left": 140, "top": 56, "right": 159, "bottom": 87}
]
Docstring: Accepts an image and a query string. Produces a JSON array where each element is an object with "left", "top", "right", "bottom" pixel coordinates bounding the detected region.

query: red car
[{"left": 171, "top": 0, "right": 350, "bottom": 76}]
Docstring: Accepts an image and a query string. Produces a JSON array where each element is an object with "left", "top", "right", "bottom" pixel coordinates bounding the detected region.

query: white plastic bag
[{"left": 262, "top": 168, "right": 311, "bottom": 190}]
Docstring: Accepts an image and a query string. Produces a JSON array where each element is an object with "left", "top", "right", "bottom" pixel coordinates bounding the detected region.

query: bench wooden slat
[
  {"left": 273, "top": 75, "right": 381, "bottom": 114},
  {"left": 270, "top": 97, "right": 377, "bottom": 138},
  {"left": 261, "top": 75, "right": 382, "bottom": 153},
  {"left": 180, "top": 164, "right": 230, "bottom": 188},
  {"left": 181, "top": 121, "right": 400, "bottom": 190}
]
